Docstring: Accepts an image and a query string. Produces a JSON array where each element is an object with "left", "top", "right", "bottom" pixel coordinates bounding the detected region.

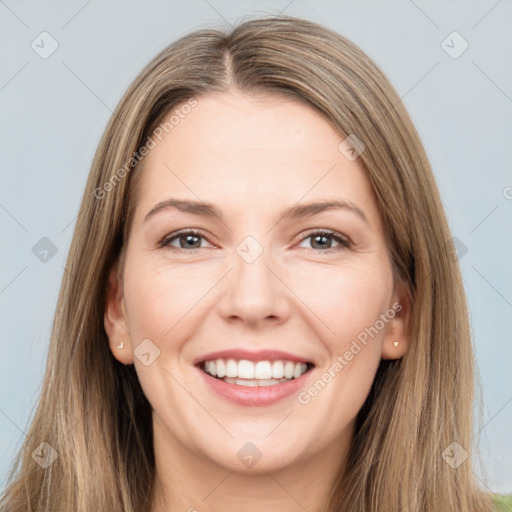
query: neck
[{"left": 149, "top": 413, "right": 353, "bottom": 512}]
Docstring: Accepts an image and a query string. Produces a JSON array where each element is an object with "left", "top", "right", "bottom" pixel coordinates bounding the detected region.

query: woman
[{"left": 1, "top": 15, "right": 494, "bottom": 512}]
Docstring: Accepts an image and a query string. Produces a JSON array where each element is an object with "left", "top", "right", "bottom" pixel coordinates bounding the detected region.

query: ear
[
  {"left": 381, "top": 281, "right": 411, "bottom": 360},
  {"left": 104, "top": 260, "right": 134, "bottom": 364}
]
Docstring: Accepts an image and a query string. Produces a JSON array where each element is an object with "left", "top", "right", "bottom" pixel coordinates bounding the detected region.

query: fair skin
[{"left": 104, "top": 90, "right": 410, "bottom": 512}]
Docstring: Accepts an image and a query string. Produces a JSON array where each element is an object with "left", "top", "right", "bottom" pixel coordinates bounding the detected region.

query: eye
[
  {"left": 159, "top": 229, "right": 213, "bottom": 251},
  {"left": 297, "top": 230, "right": 351, "bottom": 253},
  {"left": 159, "top": 229, "right": 351, "bottom": 254}
]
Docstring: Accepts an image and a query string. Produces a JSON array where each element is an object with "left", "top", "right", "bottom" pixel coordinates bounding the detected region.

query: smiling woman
[{"left": 0, "top": 15, "right": 495, "bottom": 512}]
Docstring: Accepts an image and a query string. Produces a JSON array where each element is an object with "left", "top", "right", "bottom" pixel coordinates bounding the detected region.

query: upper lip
[{"left": 193, "top": 349, "right": 315, "bottom": 366}]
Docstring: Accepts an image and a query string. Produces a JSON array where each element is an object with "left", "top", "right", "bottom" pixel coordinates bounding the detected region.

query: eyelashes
[
  {"left": 159, "top": 229, "right": 209, "bottom": 251},
  {"left": 297, "top": 230, "right": 351, "bottom": 252},
  {"left": 159, "top": 229, "right": 351, "bottom": 254}
]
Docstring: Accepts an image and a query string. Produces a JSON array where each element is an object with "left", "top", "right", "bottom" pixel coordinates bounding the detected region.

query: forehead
[{"left": 133, "top": 90, "right": 380, "bottom": 226}]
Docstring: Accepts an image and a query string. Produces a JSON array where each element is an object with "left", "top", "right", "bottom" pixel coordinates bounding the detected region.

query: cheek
[
  {"left": 294, "top": 266, "right": 389, "bottom": 430},
  {"left": 122, "top": 256, "right": 215, "bottom": 342},
  {"left": 288, "top": 259, "right": 392, "bottom": 345}
]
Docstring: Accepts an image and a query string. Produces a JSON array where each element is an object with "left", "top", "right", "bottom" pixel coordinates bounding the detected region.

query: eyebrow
[{"left": 144, "top": 198, "right": 368, "bottom": 225}]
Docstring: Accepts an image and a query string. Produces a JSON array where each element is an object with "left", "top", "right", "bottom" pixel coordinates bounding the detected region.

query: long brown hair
[{"left": 1, "top": 15, "right": 493, "bottom": 511}]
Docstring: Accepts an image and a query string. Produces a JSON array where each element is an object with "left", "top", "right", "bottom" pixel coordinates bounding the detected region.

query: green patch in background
[{"left": 493, "top": 494, "right": 512, "bottom": 511}]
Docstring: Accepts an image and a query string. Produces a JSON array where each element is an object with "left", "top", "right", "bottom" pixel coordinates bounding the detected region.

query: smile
[{"left": 201, "top": 358, "right": 313, "bottom": 387}]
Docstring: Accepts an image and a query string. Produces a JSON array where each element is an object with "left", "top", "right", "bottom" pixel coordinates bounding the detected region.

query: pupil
[
  {"left": 181, "top": 235, "right": 200, "bottom": 249},
  {"left": 313, "top": 235, "right": 330, "bottom": 249}
]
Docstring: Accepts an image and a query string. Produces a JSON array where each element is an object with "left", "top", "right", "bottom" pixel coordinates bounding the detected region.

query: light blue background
[{"left": 1, "top": 0, "right": 511, "bottom": 495}]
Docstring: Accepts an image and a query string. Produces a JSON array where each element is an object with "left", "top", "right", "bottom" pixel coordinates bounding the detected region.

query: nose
[{"left": 216, "top": 241, "right": 292, "bottom": 328}]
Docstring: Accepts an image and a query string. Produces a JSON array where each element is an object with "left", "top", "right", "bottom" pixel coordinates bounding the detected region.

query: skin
[{"left": 104, "top": 90, "right": 411, "bottom": 512}]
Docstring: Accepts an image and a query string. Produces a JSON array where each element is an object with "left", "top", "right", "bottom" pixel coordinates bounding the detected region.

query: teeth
[
  {"left": 294, "top": 363, "right": 307, "bottom": 379},
  {"left": 284, "top": 361, "right": 295, "bottom": 379},
  {"left": 238, "top": 359, "right": 255, "bottom": 379},
  {"left": 272, "top": 360, "right": 284, "bottom": 379},
  {"left": 225, "top": 359, "right": 238, "bottom": 378},
  {"left": 223, "top": 377, "right": 290, "bottom": 387},
  {"left": 216, "top": 359, "right": 226, "bottom": 378},
  {"left": 201, "top": 358, "right": 310, "bottom": 384},
  {"left": 255, "top": 361, "right": 272, "bottom": 379}
]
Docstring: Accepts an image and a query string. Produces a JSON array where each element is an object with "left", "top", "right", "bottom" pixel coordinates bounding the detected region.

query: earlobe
[
  {"left": 104, "top": 261, "right": 134, "bottom": 365},
  {"left": 381, "top": 282, "right": 411, "bottom": 360}
]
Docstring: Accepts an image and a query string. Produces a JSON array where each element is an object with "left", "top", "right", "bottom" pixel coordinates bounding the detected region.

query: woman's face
[{"left": 105, "top": 90, "right": 409, "bottom": 475}]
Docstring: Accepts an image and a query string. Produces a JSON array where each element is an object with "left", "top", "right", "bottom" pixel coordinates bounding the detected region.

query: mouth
[{"left": 196, "top": 358, "right": 315, "bottom": 388}]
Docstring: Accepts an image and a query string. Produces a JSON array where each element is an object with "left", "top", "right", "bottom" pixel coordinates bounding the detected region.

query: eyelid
[
  {"left": 296, "top": 228, "right": 352, "bottom": 251},
  {"left": 159, "top": 228, "right": 352, "bottom": 252},
  {"left": 159, "top": 228, "right": 215, "bottom": 249}
]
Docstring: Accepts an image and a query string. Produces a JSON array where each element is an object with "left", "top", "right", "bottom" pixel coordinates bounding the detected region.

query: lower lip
[{"left": 195, "top": 365, "right": 314, "bottom": 407}]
